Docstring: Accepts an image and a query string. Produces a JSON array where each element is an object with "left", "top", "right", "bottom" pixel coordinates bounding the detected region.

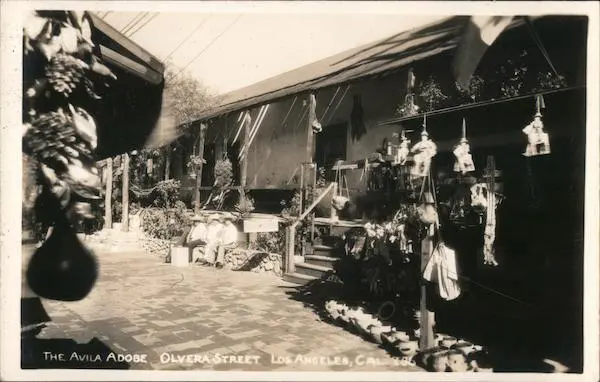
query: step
[
  {"left": 283, "top": 272, "right": 316, "bottom": 285},
  {"left": 318, "top": 235, "right": 345, "bottom": 248},
  {"left": 304, "top": 255, "right": 339, "bottom": 269},
  {"left": 295, "top": 262, "right": 333, "bottom": 279},
  {"left": 312, "top": 244, "right": 341, "bottom": 258}
]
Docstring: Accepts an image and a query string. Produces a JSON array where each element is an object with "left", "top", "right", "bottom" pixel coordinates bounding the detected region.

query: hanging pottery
[
  {"left": 522, "top": 94, "right": 551, "bottom": 157},
  {"left": 453, "top": 118, "right": 475, "bottom": 174},
  {"left": 410, "top": 115, "right": 437, "bottom": 177}
]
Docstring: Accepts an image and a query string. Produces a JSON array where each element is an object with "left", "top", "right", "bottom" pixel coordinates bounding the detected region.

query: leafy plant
[
  {"left": 235, "top": 189, "right": 255, "bottom": 217},
  {"left": 140, "top": 201, "right": 191, "bottom": 240},
  {"left": 455, "top": 75, "right": 485, "bottom": 103},
  {"left": 396, "top": 93, "right": 421, "bottom": 117},
  {"left": 152, "top": 179, "right": 181, "bottom": 208},
  {"left": 186, "top": 154, "right": 206, "bottom": 173},
  {"left": 214, "top": 157, "right": 233, "bottom": 191},
  {"left": 252, "top": 231, "right": 286, "bottom": 254},
  {"left": 418, "top": 76, "right": 448, "bottom": 111}
]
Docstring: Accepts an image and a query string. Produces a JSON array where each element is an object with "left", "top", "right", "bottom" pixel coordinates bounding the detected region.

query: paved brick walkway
[{"left": 22, "top": 246, "right": 420, "bottom": 372}]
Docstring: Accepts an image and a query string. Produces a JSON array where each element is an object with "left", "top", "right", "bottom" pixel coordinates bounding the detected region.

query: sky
[{"left": 99, "top": 11, "right": 445, "bottom": 95}]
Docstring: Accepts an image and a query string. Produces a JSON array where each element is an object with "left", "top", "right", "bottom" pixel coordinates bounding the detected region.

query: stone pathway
[{"left": 22, "top": 245, "right": 421, "bottom": 372}]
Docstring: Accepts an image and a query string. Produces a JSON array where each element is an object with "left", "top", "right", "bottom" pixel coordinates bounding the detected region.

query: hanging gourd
[
  {"left": 410, "top": 114, "right": 437, "bottom": 178},
  {"left": 522, "top": 94, "right": 550, "bottom": 157},
  {"left": 453, "top": 118, "right": 475, "bottom": 174}
]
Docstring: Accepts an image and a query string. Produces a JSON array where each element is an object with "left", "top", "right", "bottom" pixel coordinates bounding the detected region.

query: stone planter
[{"left": 170, "top": 246, "right": 189, "bottom": 267}]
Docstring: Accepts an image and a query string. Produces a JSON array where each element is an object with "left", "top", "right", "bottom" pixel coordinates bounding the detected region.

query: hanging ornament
[
  {"left": 395, "top": 129, "right": 411, "bottom": 166},
  {"left": 453, "top": 118, "right": 475, "bottom": 174},
  {"left": 410, "top": 114, "right": 437, "bottom": 178},
  {"left": 522, "top": 94, "right": 551, "bottom": 157},
  {"left": 481, "top": 156, "right": 500, "bottom": 267},
  {"left": 147, "top": 158, "right": 153, "bottom": 176}
]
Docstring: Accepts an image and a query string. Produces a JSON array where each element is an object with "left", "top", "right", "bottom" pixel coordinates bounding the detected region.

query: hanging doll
[
  {"left": 522, "top": 95, "right": 550, "bottom": 157},
  {"left": 453, "top": 118, "right": 475, "bottom": 174},
  {"left": 410, "top": 115, "right": 437, "bottom": 178},
  {"left": 395, "top": 129, "right": 411, "bottom": 166}
]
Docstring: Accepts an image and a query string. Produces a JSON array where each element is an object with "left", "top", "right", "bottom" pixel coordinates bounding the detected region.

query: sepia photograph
[{"left": 1, "top": 1, "right": 599, "bottom": 381}]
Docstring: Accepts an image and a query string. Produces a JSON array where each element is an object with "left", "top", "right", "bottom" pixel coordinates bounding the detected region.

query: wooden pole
[
  {"left": 419, "top": 226, "right": 435, "bottom": 351},
  {"left": 306, "top": 94, "right": 317, "bottom": 163},
  {"left": 240, "top": 112, "right": 251, "bottom": 188},
  {"left": 194, "top": 124, "right": 207, "bottom": 214},
  {"left": 121, "top": 153, "right": 130, "bottom": 232},
  {"left": 104, "top": 157, "right": 113, "bottom": 229},
  {"left": 164, "top": 144, "right": 171, "bottom": 181},
  {"left": 285, "top": 225, "right": 296, "bottom": 274}
]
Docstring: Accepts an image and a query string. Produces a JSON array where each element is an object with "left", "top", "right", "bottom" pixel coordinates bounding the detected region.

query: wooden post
[
  {"left": 285, "top": 225, "right": 296, "bottom": 274},
  {"left": 194, "top": 124, "right": 207, "bottom": 214},
  {"left": 121, "top": 153, "right": 129, "bottom": 232},
  {"left": 104, "top": 157, "right": 113, "bottom": 229},
  {"left": 306, "top": 93, "right": 317, "bottom": 163},
  {"left": 164, "top": 144, "right": 171, "bottom": 181},
  {"left": 419, "top": 228, "right": 435, "bottom": 351},
  {"left": 240, "top": 112, "right": 251, "bottom": 188}
]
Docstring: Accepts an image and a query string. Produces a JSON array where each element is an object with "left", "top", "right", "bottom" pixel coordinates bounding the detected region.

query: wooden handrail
[
  {"left": 284, "top": 181, "right": 336, "bottom": 274},
  {"left": 291, "top": 182, "right": 335, "bottom": 229}
]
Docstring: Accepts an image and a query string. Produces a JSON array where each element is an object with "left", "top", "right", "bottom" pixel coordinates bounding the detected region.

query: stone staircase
[{"left": 283, "top": 218, "right": 363, "bottom": 285}]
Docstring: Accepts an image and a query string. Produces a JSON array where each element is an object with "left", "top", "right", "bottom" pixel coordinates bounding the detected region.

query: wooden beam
[
  {"left": 121, "top": 153, "right": 130, "bottom": 232},
  {"left": 240, "top": 112, "right": 251, "bottom": 188},
  {"left": 104, "top": 157, "right": 113, "bottom": 229},
  {"left": 194, "top": 124, "right": 207, "bottom": 214}
]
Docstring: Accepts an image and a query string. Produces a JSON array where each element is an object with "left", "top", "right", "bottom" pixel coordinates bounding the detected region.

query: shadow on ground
[
  {"left": 281, "top": 270, "right": 582, "bottom": 373},
  {"left": 21, "top": 298, "right": 130, "bottom": 370}
]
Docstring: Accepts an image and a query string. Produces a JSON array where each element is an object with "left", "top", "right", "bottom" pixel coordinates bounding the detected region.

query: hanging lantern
[
  {"left": 522, "top": 94, "right": 551, "bottom": 157},
  {"left": 410, "top": 114, "right": 437, "bottom": 177},
  {"left": 453, "top": 118, "right": 476, "bottom": 174}
]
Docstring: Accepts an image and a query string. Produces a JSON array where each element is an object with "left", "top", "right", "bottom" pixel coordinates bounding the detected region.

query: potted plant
[{"left": 186, "top": 154, "right": 206, "bottom": 179}]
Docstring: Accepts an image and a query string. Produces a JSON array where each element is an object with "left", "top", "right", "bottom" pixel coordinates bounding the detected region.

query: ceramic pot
[
  {"left": 447, "top": 350, "right": 468, "bottom": 372},
  {"left": 454, "top": 341, "right": 476, "bottom": 356},
  {"left": 441, "top": 336, "right": 458, "bottom": 349},
  {"left": 397, "top": 340, "right": 419, "bottom": 358},
  {"left": 369, "top": 325, "right": 385, "bottom": 344},
  {"left": 390, "top": 331, "right": 411, "bottom": 343},
  {"left": 431, "top": 352, "right": 449, "bottom": 372}
]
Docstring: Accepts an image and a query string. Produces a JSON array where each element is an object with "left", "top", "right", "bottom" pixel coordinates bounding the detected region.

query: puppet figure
[
  {"left": 410, "top": 117, "right": 437, "bottom": 177},
  {"left": 395, "top": 129, "right": 411, "bottom": 166},
  {"left": 453, "top": 118, "right": 475, "bottom": 174},
  {"left": 523, "top": 95, "right": 551, "bottom": 157}
]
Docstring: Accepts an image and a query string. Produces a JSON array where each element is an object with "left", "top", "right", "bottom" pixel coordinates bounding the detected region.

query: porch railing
[{"left": 284, "top": 181, "right": 336, "bottom": 274}]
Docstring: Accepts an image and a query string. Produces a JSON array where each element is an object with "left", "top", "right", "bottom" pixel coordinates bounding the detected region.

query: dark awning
[{"left": 86, "top": 13, "right": 174, "bottom": 159}]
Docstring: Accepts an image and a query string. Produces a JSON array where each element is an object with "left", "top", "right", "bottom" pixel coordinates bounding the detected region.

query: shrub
[{"left": 140, "top": 202, "right": 191, "bottom": 240}]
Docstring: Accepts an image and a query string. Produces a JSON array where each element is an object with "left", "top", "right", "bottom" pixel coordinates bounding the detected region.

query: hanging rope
[{"left": 524, "top": 17, "right": 562, "bottom": 81}]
